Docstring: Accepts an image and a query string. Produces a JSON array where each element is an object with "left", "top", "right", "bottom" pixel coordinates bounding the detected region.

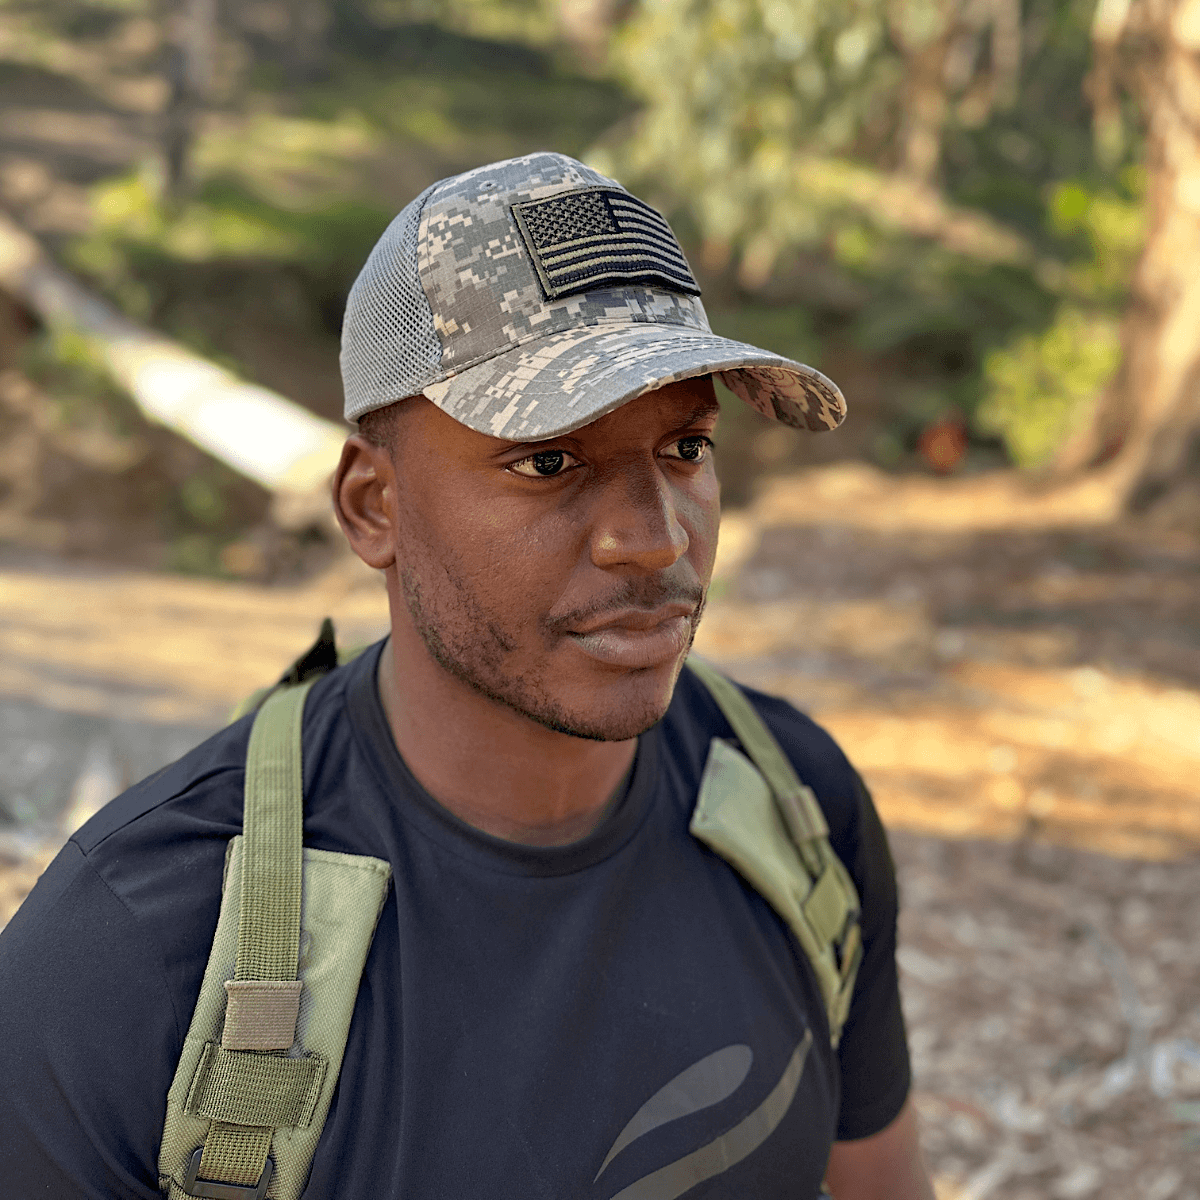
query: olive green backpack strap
[
  {"left": 686, "top": 657, "right": 863, "bottom": 1047},
  {"left": 159, "top": 661, "right": 391, "bottom": 1200}
]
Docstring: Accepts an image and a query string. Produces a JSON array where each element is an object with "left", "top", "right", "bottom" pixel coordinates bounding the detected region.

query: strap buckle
[{"left": 181, "top": 1148, "right": 274, "bottom": 1200}]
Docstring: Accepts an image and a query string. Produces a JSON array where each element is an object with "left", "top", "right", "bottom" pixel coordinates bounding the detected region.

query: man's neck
[{"left": 375, "top": 638, "right": 639, "bottom": 848}]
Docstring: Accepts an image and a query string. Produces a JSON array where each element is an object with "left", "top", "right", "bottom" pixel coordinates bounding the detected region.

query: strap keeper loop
[{"left": 222, "top": 980, "right": 303, "bottom": 1051}]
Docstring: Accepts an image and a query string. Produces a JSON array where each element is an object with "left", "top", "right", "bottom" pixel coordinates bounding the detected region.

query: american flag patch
[{"left": 511, "top": 187, "right": 700, "bottom": 302}]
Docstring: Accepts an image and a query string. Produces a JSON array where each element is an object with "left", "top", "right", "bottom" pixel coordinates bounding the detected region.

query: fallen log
[{"left": 0, "top": 210, "right": 346, "bottom": 526}]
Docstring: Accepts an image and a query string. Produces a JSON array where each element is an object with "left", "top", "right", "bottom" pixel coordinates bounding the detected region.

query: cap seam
[
  {"left": 427, "top": 304, "right": 711, "bottom": 385},
  {"left": 412, "top": 182, "right": 444, "bottom": 370}
]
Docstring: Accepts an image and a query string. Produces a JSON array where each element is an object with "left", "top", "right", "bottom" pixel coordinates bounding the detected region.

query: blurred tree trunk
[
  {"left": 0, "top": 209, "right": 345, "bottom": 516},
  {"left": 285, "top": 0, "right": 331, "bottom": 84},
  {"left": 161, "top": 0, "right": 216, "bottom": 199},
  {"left": 897, "top": 31, "right": 953, "bottom": 181},
  {"left": 1058, "top": 0, "right": 1200, "bottom": 519},
  {"left": 555, "top": 0, "right": 625, "bottom": 68},
  {"left": 888, "top": 0, "right": 955, "bottom": 182},
  {"left": 888, "top": 0, "right": 1023, "bottom": 183}
]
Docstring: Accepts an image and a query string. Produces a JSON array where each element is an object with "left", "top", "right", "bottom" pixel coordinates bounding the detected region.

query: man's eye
[
  {"left": 510, "top": 449, "right": 577, "bottom": 477},
  {"left": 664, "top": 436, "right": 713, "bottom": 464}
]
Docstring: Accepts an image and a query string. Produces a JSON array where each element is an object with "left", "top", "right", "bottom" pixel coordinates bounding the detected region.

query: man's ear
[{"left": 333, "top": 435, "right": 398, "bottom": 570}]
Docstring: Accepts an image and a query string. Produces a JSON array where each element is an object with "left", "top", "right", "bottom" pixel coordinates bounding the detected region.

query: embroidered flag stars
[{"left": 512, "top": 187, "right": 701, "bottom": 302}]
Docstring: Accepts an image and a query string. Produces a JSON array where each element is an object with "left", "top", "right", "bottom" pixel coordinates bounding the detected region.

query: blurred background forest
[
  {"left": 0, "top": 1, "right": 1198, "bottom": 1196},
  {"left": 0, "top": 0, "right": 1196, "bottom": 571}
]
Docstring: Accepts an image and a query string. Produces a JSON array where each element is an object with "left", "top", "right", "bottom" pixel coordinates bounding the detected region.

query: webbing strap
[
  {"left": 186, "top": 1042, "right": 327, "bottom": 1128},
  {"left": 222, "top": 980, "right": 303, "bottom": 1051},
  {"left": 198, "top": 1124, "right": 273, "bottom": 1189},
  {"left": 688, "top": 657, "right": 864, "bottom": 1046},
  {"left": 688, "top": 658, "right": 827, "bottom": 838},
  {"left": 688, "top": 658, "right": 828, "bottom": 875},
  {"left": 834, "top": 924, "right": 863, "bottom": 1028},
  {"left": 235, "top": 681, "right": 314, "bottom": 982},
  {"left": 189, "top": 679, "right": 314, "bottom": 1195}
]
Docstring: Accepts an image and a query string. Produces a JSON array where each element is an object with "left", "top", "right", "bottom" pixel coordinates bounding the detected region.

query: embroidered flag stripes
[{"left": 511, "top": 186, "right": 701, "bottom": 301}]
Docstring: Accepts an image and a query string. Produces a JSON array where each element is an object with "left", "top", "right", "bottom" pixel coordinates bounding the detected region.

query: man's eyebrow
[
  {"left": 492, "top": 398, "right": 721, "bottom": 457},
  {"left": 681, "top": 399, "right": 721, "bottom": 425}
]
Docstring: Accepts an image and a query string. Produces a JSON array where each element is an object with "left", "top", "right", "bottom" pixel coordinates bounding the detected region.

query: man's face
[{"left": 384, "top": 377, "right": 721, "bottom": 741}]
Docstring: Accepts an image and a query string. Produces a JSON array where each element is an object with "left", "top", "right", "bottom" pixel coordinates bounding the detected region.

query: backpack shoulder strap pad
[
  {"left": 686, "top": 657, "right": 863, "bottom": 1047},
  {"left": 159, "top": 680, "right": 392, "bottom": 1200}
]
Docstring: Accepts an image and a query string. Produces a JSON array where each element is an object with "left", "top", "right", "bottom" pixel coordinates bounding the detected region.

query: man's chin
[
  {"left": 528, "top": 706, "right": 667, "bottom": 742},
  {"left": 529, "top": 661, "right": 683, "bottom": 741},
  {"left": 422, "top": 626, "right": 686, "bottom": 741}
]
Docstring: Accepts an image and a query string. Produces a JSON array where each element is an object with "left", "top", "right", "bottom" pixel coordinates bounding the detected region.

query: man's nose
[{"left": 588, "top": 461, "right": 689, "bottom": 573}]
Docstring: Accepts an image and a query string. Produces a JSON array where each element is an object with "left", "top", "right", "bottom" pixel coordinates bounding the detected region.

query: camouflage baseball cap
[{"left": 340, "top": 151, "right": 846, "bottom": 440}]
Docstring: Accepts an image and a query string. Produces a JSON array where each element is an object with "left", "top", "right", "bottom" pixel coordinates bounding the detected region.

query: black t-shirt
[{"left": 0, "top": 645, "right": 910, "bottom": 1199}]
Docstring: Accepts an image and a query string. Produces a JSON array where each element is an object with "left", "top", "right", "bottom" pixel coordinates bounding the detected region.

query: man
[{"left": 0, "top": 152, "right": 932, "bottom": 1199}]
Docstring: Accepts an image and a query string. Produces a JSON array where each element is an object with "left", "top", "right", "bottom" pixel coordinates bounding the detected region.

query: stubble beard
[{"left": 398, "top": 560, "right": 704, "bottom": 743}]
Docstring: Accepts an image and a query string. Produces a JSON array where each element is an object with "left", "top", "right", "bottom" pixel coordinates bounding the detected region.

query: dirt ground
[{"left": 1, "top": 462, "right": 1197, "bottom": 1198}]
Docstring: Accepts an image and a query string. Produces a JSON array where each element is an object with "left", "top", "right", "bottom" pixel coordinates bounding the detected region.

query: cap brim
[{"left": 421, "top": 323, "right": 846, "bottom": 441}]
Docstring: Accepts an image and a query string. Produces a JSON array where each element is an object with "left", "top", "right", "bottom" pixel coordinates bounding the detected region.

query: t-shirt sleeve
[
  {"left": 0, "top": 840, "right": 180, "bottom": 1199},
  {"left": 744, "top": 689, "right": 912, "bottom": 1142},
  {"left": 830, "top": 771, "right": 911, "bottom": 1141}
]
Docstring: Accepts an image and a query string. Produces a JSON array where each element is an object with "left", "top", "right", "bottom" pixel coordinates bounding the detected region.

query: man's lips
[
  {"left": 569, "top": 603, "right": 696, "bottom": 636},
  {"left": 565, "top": 604, "right": 695, "bottom": 669}
]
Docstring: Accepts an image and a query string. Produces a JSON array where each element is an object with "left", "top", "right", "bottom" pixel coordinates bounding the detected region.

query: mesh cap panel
[{"left": 341, "top": 183, "right": 442, "bottom": 422}]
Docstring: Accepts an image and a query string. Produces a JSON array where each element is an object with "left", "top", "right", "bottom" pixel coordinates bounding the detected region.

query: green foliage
[
  {"left": 14, "top": 0, "right": 1153, "bottom": 500},
  {"left": 612, "top": 0, "right": 1127, "bottom": 268},
  {"left": 20, "top": 327, "right": 138, "bottom": 437},
  {"left": 75, "top": 167, "right": 390, "bottom": 276},
  {"left": 291, "top": 10, "right": 631, "bottom": 154},
  {"left": 63, "top": 14, "right": 630, "bottom": 374},
  {"left": 176, "top": 471, "right": 228, "bottom": 528},
  {"left": 608, "top": 0, "right": 1145, "bottom": 471},
  {"left": 65, "top": 166, "right": 390, "bottom": 388},
  {"left": 610, "top": 0, "right": 899, "bottom": 266},
  {"left": 165, "top": 465, "right": 251, "bottom": 577},
  {"left": 973, "top": 175, "right": 1140, "bottom": 466},
  {"left": 940, "top": 0, "right": 1116, "bottom": 235},
  {"left": 350, "top": 0, "right": 560, "bottom": 47},
  {"left": 164, "top": 533, "right": 228, "bottom": 577},
  {"left": 978, "top": 306, "right": 1121, "bottom": 467},
  {"left": 1048, "top": 170, "right": 1146, "bottom": 303},
  {"left": 708, "top": 302, "right": 822, "bottom": 368},
  {"left": 303, "top": 50, "right": 627, "bottom": 158}
]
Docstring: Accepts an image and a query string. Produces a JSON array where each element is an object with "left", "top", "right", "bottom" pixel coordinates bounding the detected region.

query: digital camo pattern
[
  {"left": 416, "top": 152, "right": 708, "bottom": 375},
  {"left": 719, "top": 365, "right": 846, "bottom": 433},
  {"left": 343, "top": 151, "right": 848, "bottom": 436},
  {"left": 423, "top": 322, "right": 847, "bottom": 440}
]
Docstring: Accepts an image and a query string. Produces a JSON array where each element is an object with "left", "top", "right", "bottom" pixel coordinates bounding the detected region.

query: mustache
[{"left": 543, "top": 577, "right": 706, "bottom": 636}]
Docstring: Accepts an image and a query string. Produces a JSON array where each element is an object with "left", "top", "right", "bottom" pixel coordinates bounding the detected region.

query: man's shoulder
[
  {"left": 72, "top": 656, "right": 363, "bottom": 857},
  {"left": 671, "top": 663, "right": 861, "bottom": 795},
  {"left": 71, "top": 712, "right": 253, "bottom": 856},
  {"left": 2, "top": 661, "right": 367, "bottom": 1038},
  {"left": 669, "top": 662, "right": 868, "bottom": 848}
]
